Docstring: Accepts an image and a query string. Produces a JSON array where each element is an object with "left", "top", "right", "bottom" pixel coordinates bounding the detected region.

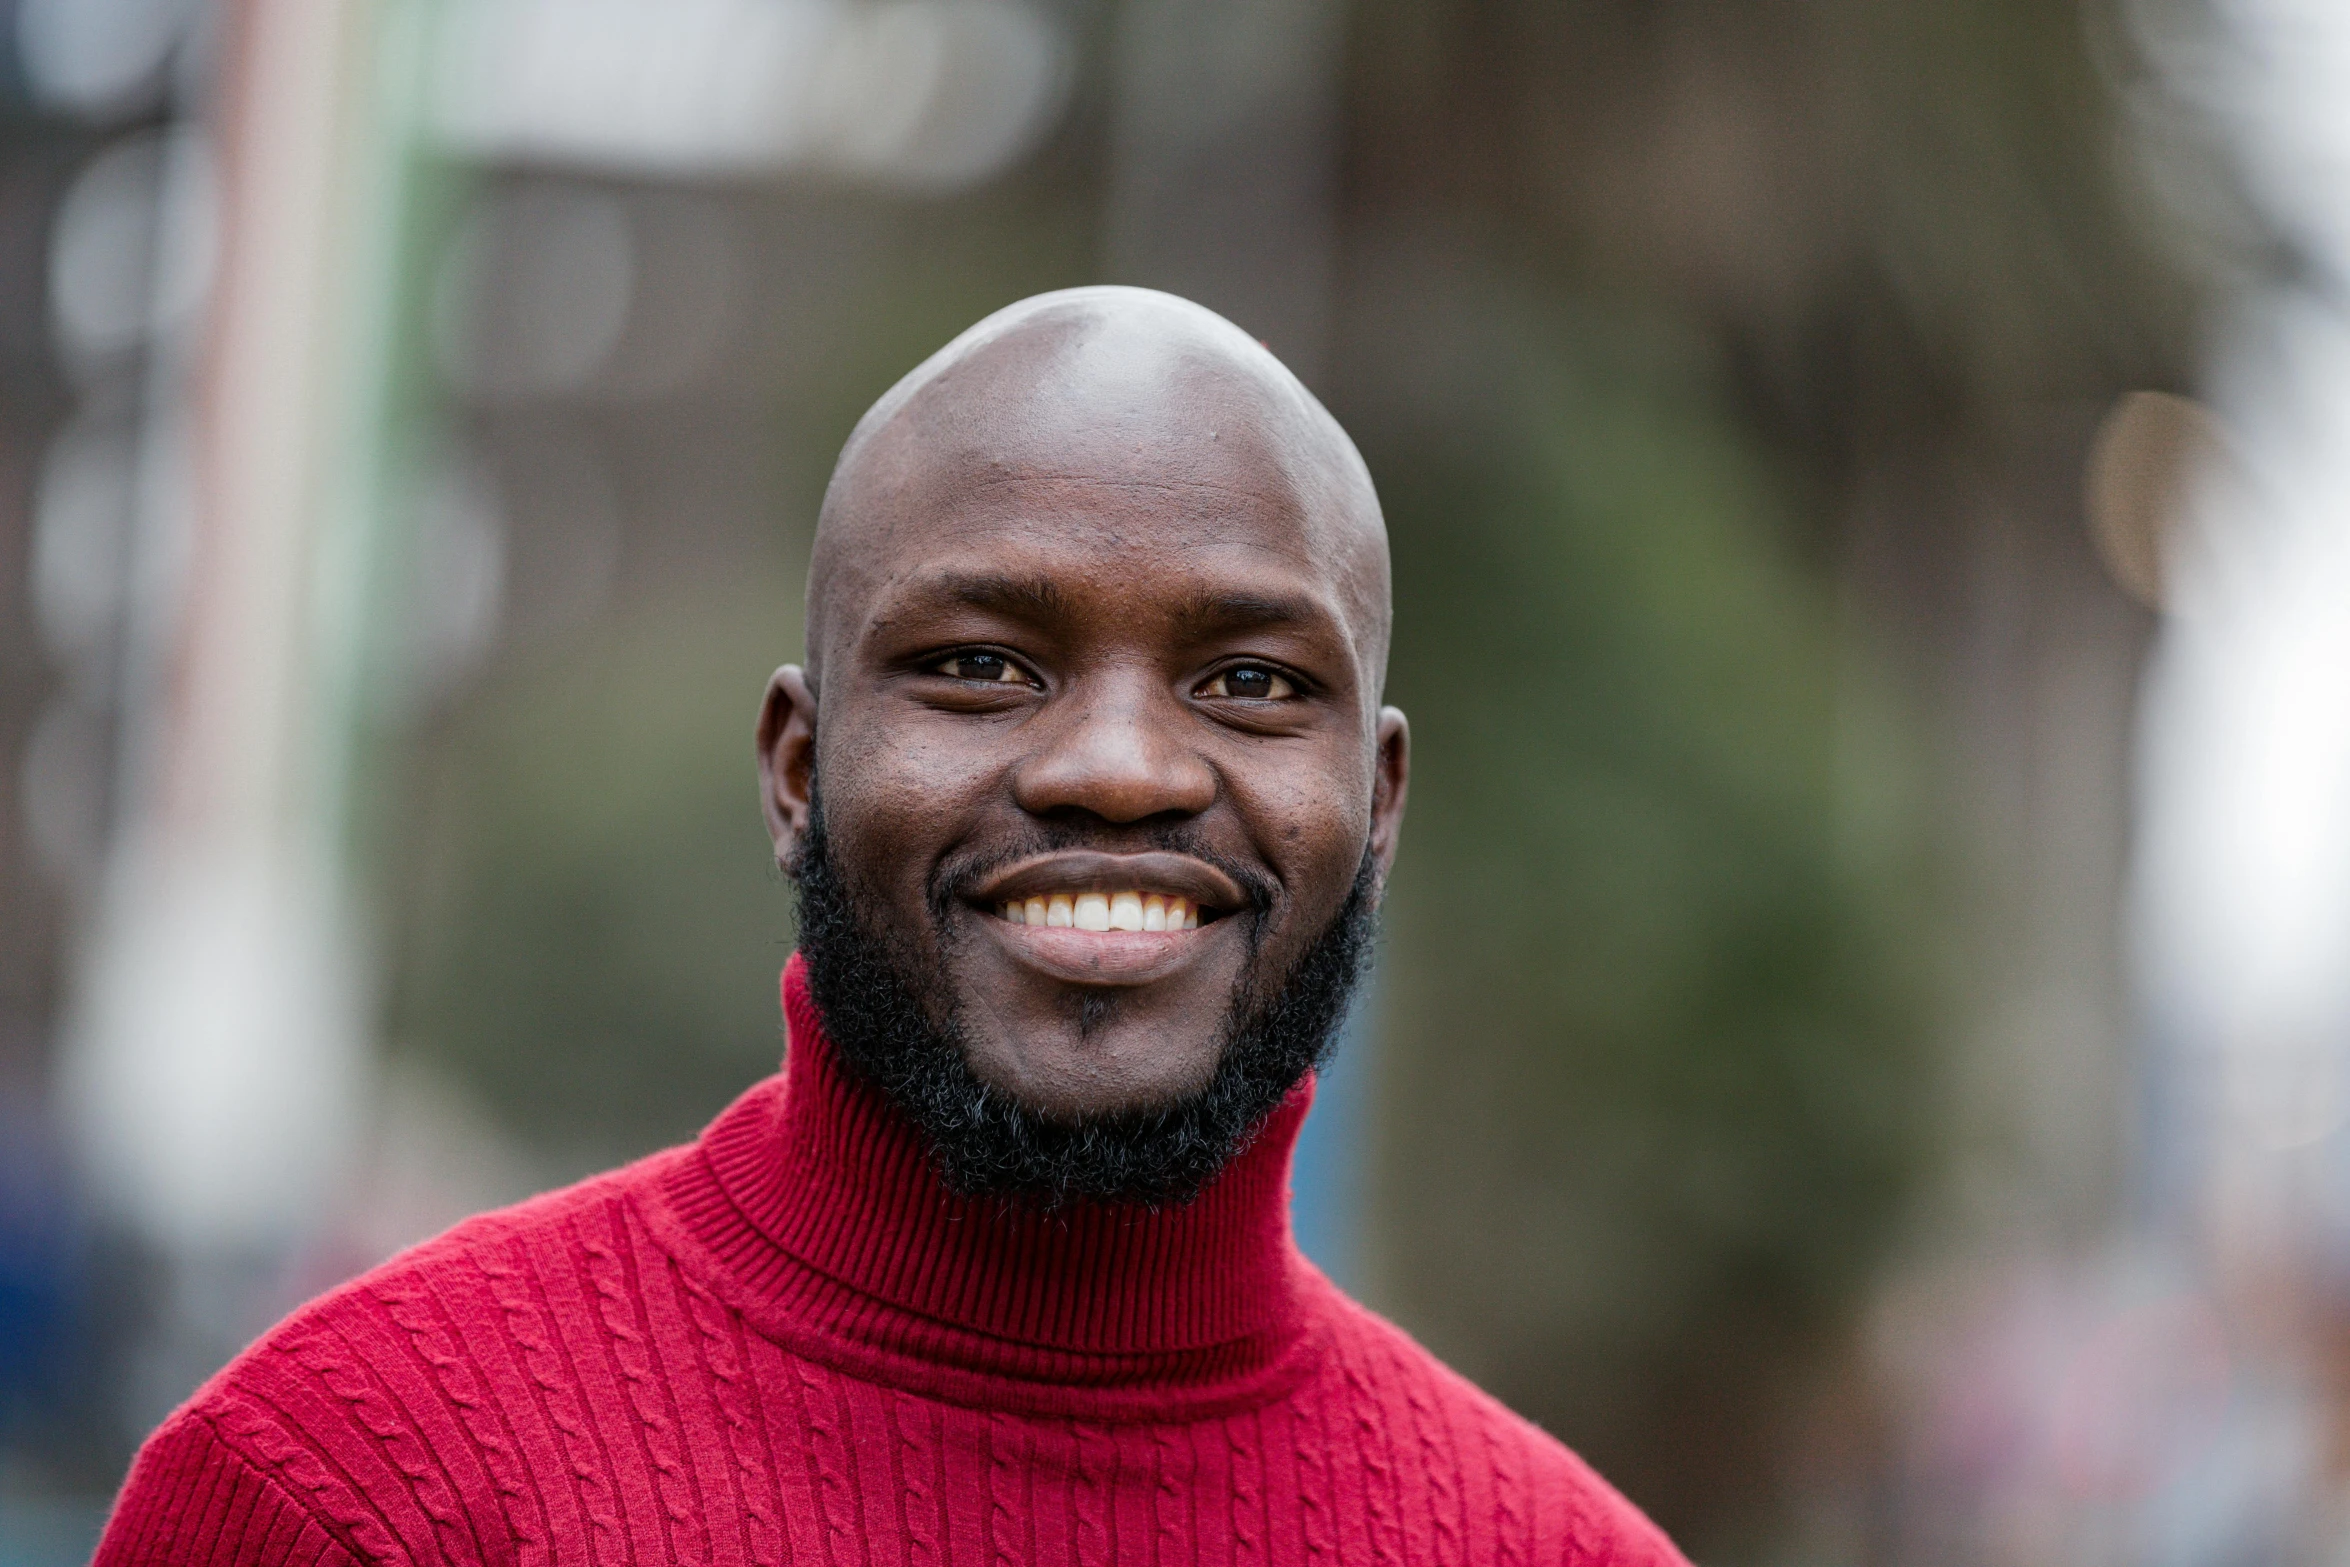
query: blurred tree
[
  {"left": 1330, "top": 0, "right": 2198, "bottom": 1554},
  {"left": 390, "top": 583, "right": 800, "bottom": 1170},
  {"left": 1349, "top": 288, "right": 1940, "bottom": 1550}
]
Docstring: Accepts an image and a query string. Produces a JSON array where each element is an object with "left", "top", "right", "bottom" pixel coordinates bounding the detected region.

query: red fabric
[{"left": 97, "top": 956, "right": 1686, "bottom": 1565}]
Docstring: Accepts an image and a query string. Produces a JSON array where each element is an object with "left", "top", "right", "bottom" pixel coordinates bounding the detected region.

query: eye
[
  {"left": 1197, "top": 664, "right": 1296, "bottom": 701},
  {"left": 934, "top": 651, "right": 1033, "bottom": 685}
]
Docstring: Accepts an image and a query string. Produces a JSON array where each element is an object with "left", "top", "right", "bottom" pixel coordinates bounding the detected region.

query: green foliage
[{"left": 388, "top": 585, "right": 800, "bottom": 1170}]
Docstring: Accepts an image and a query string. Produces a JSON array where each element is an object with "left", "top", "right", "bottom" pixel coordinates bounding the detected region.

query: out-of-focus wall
[{"left": 8, "top": 0, "right": 2335, "bottom": 1563}]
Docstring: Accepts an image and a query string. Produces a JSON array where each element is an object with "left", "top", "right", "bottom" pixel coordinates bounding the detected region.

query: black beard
[{"left": 786, "top": 791, "right": 1378, "bottom": 1209}]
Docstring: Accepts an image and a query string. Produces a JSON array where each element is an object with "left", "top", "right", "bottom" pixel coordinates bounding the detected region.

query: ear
[
  {"left": 757, "top": 665, "right": 818, "bottom": 868},
  {"left": 1368, "top": 706, "right": 1410, "bottom": 896}
]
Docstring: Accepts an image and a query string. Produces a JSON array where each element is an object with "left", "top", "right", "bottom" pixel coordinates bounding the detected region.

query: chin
[{"left": 956, "top": 996, "right": 1230, "bottom": 1122}]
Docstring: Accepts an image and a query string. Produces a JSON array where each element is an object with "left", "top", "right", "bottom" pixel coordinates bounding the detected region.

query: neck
[{"left": 654, "top": 955, "right": 1320, "bottom": 1408}]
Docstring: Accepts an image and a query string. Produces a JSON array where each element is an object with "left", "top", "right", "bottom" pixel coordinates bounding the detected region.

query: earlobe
[{"left": 757, "top": 665, "right": 819, "bottom": 866}]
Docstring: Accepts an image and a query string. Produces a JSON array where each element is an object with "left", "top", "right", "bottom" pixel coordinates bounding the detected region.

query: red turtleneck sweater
[{"left": 96, "top": 957, "right": 1684, "bottom": 1565}]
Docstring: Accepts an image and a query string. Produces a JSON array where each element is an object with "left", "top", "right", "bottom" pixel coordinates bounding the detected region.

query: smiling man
[{"left": 97, "top": 289, "right": 1685, "bottom": 1565}]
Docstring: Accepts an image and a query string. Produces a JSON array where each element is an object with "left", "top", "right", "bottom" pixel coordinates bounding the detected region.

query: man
[{"left": 97, "top": 289, "right": 1686, "bottom": 1564}]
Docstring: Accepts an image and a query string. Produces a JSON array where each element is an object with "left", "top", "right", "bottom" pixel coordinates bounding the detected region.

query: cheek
[
  {"left": 816, "top": 715, "right": 994, "bottom": 893},
  {"left": 1251, "top": 765, "right": 1374, "bottom": 918}
]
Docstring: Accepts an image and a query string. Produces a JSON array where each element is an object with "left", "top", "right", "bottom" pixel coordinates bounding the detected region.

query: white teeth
[{"left": 1002, "top": 890, "right": 1209, "bottom": 933}]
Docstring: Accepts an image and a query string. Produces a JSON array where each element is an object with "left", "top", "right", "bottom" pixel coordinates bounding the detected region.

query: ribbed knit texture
[{"left": 97, "top": 956, "right": 1685, "bottom": 1565}]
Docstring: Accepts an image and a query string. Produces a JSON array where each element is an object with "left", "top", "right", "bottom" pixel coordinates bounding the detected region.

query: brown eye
[
  {"left": 1200, "top": 664, "right": 1294, "bottom": 700},
  {"left": 937, "top": 652, "right": 1028, "bottom": 684}
]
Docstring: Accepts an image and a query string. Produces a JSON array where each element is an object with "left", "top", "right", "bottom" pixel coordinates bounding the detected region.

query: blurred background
[{"left": 1, "top": 0, "right": 2346, "bottom": 1561}]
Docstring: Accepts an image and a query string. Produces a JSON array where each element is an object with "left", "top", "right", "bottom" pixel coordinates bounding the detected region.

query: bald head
[
  {"left": 759, "top": 287, "right": 1408, "bottom": 1152},
  {"left": 807, "top": 287, "right": 1390, "bottom": 699}
]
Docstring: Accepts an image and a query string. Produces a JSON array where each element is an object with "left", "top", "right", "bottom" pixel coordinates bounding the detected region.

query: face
[{"left": 757, "top": 329, "right": 1408, "bottom": 1126}]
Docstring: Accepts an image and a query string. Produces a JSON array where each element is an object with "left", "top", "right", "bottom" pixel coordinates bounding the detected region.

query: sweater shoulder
[
  {"left": 96, "top": 1403, "right": 375, "bottom": 1567},
  {"left": 206, "top": 1143, "right": 686, "bottom": 1386},
  {"left": 1313, "top": 1281, "right": 1690, "bottom": 1566},
  {"left": 117, "top": 1143, "right": 698, "bottom": 1566},
  {"left": 331, "top": 1140, "right": 692, "bottom": 1300}
]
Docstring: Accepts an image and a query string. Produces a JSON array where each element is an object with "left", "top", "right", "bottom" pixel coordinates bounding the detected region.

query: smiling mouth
[
  {"left": 995, "top": 890, "right": 1205, "bottom": 932},
  {"left": 965, "top": 850, "right": 1247, "bottom": 941}
]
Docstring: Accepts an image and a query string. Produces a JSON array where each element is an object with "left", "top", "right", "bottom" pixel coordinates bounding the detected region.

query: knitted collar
[{"left": 648, "top": 954, "right": 1324, "bottom": 1414}]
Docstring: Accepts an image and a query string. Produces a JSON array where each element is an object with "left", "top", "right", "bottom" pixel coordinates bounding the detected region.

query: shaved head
[
  {"left": 807, "top": 288, "right": 1391, "bottom": 701},
  {"left": 759, "top": 287, "right": 1408, "bottom": 1204}
]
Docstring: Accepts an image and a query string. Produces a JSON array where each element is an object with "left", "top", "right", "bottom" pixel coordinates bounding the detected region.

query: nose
[{"left": 1010, "top": 668, "right": 1217, "bottom": 823}]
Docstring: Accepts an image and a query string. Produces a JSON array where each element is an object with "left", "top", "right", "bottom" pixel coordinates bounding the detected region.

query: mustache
[{"left": 923, "top": 823, "right": 1281, "bottom": 926}]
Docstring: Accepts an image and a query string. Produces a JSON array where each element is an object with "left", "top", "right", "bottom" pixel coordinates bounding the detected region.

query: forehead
[
  {"left": 850, "top": 463, "right": 1361, "bottom": 653},
  {"left": 826, "top": 344, "right": 1383, "bottom": 660}
]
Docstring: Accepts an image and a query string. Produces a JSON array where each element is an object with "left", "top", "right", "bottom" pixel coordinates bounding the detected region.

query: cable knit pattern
[{"left": 97, "top": 956, "right": 1686, "bottom": 1566}]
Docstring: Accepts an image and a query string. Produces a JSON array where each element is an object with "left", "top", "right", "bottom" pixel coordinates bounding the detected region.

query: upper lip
[{"left": 965, "top": 851, "right": 1250, "bottom": 914}]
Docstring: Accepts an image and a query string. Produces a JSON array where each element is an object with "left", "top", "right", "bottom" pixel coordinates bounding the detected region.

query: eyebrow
[
  {"left": 912, "top": 572, "right": 1339, "bottom": 645},
  {"left": 1170, "top": 589, "right": 1327, "bottom": 638},
  {"left": 936, "top": 573, "right": 1072, "bottom": 620}
]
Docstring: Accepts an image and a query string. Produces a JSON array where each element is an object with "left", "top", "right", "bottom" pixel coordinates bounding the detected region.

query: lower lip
[{"left": 978, "top": 913, "right": 1223, "bottom": 984}]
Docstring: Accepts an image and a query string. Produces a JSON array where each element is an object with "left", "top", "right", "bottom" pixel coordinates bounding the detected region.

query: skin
[{"left": 757, "top": 287, "right": 1409, "bottom": 1119}]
